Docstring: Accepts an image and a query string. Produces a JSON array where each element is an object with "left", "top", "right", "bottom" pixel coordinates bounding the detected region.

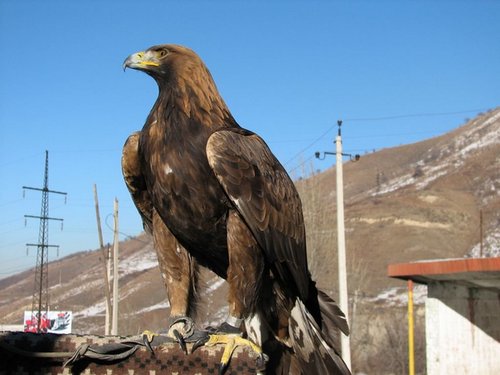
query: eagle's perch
[{"left": 122, "top": 44, "right": 350, "bottom": 374}]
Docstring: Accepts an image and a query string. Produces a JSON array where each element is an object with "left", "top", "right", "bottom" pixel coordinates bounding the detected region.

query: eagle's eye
[{"left": 159, "top": 49, "right": 168, "bottom": 58}]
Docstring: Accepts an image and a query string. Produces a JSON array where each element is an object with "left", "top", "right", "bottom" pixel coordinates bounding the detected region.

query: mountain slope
[{"left": 297, "top": 108, "right": 500, "bottom": 296}]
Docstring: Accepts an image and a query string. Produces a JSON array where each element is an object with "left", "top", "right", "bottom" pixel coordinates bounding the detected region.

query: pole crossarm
[
  {"left": 26, "top": 244, "right": 60, "bottom": 248},
  {"left": 23, "top": 186, "right": 68, "bottom": 196},
  {"left": 24, "top": 215, "right": 64, "bottom": 222},
  {"left": 315, "top": 151, "right": 360, "bottom": 161}
]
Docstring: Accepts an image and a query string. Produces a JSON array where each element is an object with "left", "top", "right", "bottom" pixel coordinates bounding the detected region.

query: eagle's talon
[
  {"left": 168, "top": 315, "right": 195, "bottom": 338},
  {"left": 218, "top": 362, "right": 229, "bottom": 375},
  {"left": 167, "top": 315, "right": 195, "bottom": 355},
  {"left": 172, "top": 329, "right": 188, "bottom": 354},
  {"left": 191, "top": 333, "right": 210, "bottom": 353},
  {"left": 141, "top": 330, "right": 158, "bottom": 355}
]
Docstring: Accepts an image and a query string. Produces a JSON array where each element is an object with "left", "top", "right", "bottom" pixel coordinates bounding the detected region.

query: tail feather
[
  {"left": 289, "top": 298, "right": 351, "bottom": 375},
  {"left": 318, "top": 289, "right": 349, "bottom": 336}
]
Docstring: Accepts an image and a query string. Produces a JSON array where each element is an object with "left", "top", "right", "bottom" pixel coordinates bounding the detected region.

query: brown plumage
[{"left": 122, "top": 44, "right": 350, "bottom": 374}]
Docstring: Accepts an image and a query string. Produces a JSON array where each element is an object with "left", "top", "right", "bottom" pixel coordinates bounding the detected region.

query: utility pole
[
  {"left": 111, "top": 198, "right": 119, "bottom": 335},
  {"left": 315, "top": 120, "right": 359, "bottom": 370},
  {"left": 93, "top": 184, "right": 112, "bottom": 335},
  {"left": 334, "top": 121, "right": 351, "bottom": 369},
  {"left": 24, "top": 150, "right": 67, "bottom": 333}
]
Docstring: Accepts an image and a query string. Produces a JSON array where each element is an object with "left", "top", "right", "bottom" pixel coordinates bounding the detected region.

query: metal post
[
  {"left": 336, "top": 123, "right": 351, "bottom": 369},
  {"left": 111, "top": 198, "right": 119, "bottom": 335},
  {"left": 408, "top": 279, "right": 415, "bottom": 375},
  {"left": 23, "top": 151, "right": 66, "bottom": 333}
]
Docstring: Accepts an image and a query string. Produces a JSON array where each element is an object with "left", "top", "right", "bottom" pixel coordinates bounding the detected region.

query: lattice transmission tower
[{"left": 24, "top": 150, "right": 67, "bottom": 333}]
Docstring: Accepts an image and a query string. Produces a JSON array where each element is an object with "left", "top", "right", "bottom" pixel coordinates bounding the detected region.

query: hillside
[
  {"left": 1, "top": 108, "right": 499, "bottom": 374},
  {"left": 0, "top": 235, "right": 228, "bottom": 334},
  {"left": 298, "top": 108, "right": 500, "bottom": 297}
]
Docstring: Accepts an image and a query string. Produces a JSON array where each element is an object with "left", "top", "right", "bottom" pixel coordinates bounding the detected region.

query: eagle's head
[
  {"left": 123, "top": 44, "right": 233, "bottom": 124},
  {"left": 123, "top": 44, "right": 207, "bottom": 83}
]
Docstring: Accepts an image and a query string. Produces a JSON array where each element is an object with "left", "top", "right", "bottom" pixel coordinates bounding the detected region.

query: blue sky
[{"left": 1, "top": 0, "right": 499, "bottom": 279}]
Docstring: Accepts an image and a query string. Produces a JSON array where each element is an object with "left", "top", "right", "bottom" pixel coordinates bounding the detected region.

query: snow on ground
[
  {"left": 466, "top": 230, "right": 500, "bottom": 258},
  {"left": 119, "top": 280, "right": 149, "bottom": 299},
  {"left": 369, "top": 285, "right": 427, "bottom": 307},
  {"left": 457, "top": 111, "right": 500, "bottom": 158},
  {"left": 74, "top": 300, "right": 106, "bottom": 318},
  {"left": 371, "top": 173, "right": 415, "bottom": 196},
  {"left": 206, "top": 277, "right": 226, "bottom": 294},
  {"left": 135, "top": 301, "right": 170, "bottom": 314},
  {"left": 119, "top": 245, "right": 158, "bottom": 275},
  {"left": 370, "top": 110, "right": 500, "bottom": 197},
  {"left": 54, "top": 279, "right": 103, "bottom": 301},
  {"left": 414, "top": 164, "right": 450, "bottom": 190}
]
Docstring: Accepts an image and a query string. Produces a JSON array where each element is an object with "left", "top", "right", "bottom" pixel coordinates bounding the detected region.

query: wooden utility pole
[
  {"left": 111, "top": 198, "right": 119, "bottom": 335},
  {"left": 93, "top": 184, "right": 112, "bottom": 335}
]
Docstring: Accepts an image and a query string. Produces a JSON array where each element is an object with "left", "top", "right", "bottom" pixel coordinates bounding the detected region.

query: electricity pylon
[{"left": 24, "top": 150, "right": 67, "bottom": 333}]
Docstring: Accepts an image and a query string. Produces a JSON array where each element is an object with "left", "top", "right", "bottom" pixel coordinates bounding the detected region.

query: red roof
[{"left": 387, "top": 257, "right": 500, "bottom": 290}]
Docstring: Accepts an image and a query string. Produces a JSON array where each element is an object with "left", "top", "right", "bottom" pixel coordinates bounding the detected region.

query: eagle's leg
[
  {"left": 194, "top": 210, "right": 268, "bottom": 373},
  {"left": 152, "top": 211, "right": 198, "bottom": 351},
  {"left": 225, "top": 210, "right": 265, "bottom": 330}
]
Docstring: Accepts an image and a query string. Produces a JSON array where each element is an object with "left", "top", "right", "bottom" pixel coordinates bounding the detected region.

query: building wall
[{"left": 426, "top": 281, "right": 500, "bottom": 375}]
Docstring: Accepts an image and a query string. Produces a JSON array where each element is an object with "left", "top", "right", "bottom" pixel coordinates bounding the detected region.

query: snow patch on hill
[
  {"left": 119, "top": 245, "right": 158, "bottom": 274},
  {"left": 369, "top": 285, "right": 427, "bottom": 307},
  {"left": 136, "top": 301, "right": 170, "bottom": 314},
  {"left": 371, "top": 109, "right": 500, "bottom": 197},
  {"left": 466, "top": 230, "right": 500, "bottom": 258},
  {"left": 74, "top": 300, "right": 106, "bottom": 318},
  {"left": 55, "top": 279, "right": 103, "bottom": 300}
]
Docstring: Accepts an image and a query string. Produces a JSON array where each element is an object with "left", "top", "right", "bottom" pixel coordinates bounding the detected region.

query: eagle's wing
[
  {"left": 206, "top": 129, "right": 310, "bottom": 299},
  {"left": 121, "top": 131, "right": 154, "bottom": 233}
]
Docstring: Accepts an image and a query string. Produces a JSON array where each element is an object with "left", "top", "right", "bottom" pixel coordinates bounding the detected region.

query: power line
[
  {"left": 343, "top": 108, "right": 488, "bottom": 122},
  {"left": 104, "top": 213, "right": 149, "bottom": 244},
  {"left": 288, "top": 155, "right": 316, "bottom": 177},
  {"left": 283, "top": 107, "right": 490, "bottom": 174},
  {"left": 284, "top": 124, "right": 336, "bottom": 167}
]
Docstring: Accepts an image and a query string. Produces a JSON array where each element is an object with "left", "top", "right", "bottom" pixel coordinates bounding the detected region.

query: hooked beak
[{"left": 123, "top": 50, "right": 160, "bottom": 71}]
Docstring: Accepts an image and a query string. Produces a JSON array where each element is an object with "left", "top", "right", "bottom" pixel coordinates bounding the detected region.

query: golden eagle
[{"left": 122, "top": 44, "right": 350, "bottom": 374}]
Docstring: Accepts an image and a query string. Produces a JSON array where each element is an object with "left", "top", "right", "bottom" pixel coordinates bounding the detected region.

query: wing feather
[
  {"left": 121, "top": 132, "right": 154, "bottom": 233},
  {"left": 206, "top": 129, "right": 309, "bottom": 299}
]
